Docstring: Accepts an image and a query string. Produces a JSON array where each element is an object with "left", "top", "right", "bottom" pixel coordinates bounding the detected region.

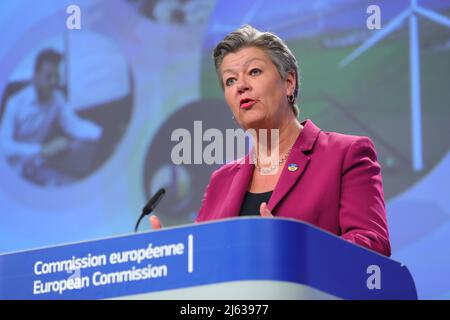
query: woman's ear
[{"left": 285, "top": 70, "right": 296, "bottom": 95}]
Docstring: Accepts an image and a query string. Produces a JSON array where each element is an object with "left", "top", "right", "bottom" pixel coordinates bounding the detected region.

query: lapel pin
[{"left": 287, "top": 163, "right": 299, "bottom": 172}]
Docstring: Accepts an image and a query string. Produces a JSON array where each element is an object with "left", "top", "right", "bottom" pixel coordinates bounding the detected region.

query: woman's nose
[{"left": 237, "top": 77, "right": 251, "bottom": 94}]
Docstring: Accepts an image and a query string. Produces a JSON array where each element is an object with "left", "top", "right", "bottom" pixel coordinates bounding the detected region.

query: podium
[{"left": 0, "top": 217, "right": 417, "bottom": 300}]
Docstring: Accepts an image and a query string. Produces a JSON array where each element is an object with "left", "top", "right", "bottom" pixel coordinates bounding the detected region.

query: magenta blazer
[{"left": 195, "top": 119, "right": 391, "bottom": 257}]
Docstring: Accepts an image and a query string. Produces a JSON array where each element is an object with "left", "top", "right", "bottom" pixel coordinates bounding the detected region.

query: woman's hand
[
  {"left": 259, "top": 202, "right": 273, "bottom": 217},
  {"left": 148, "top": 215, "right": 163, "bottom": 230}
]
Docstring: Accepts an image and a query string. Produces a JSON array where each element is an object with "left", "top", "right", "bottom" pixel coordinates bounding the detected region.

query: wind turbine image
[{"left": 340, "top": 0, "right": 450, "bottom": 172}]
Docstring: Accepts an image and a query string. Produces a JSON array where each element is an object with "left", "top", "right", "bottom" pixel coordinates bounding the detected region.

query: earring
[
  {"left": 232, "top": 115, "right": 235, "bottom": 120},
  {"left": 288, "top": 94, "right": 295, "bottom": 104}
]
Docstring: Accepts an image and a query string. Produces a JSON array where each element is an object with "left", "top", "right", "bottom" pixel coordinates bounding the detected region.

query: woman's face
[{"left": 220, "top": 46, "right": 295, "bottom": 130}]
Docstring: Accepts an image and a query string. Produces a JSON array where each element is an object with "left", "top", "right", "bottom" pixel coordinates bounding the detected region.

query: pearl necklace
[{"left": 254, "top": 143, "right": 295, "bottom": 174}]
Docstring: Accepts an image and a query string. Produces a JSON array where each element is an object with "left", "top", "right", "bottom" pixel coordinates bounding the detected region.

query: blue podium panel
[{"left": 0, "top": 218, "right": 417, "bottom": 300}]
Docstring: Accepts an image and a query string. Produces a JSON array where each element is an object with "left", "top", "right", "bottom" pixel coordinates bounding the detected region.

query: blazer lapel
[
  {"left": 220, "top": 119, "right": 321, "bottom": 217},
  {"left": 268, "top": 150, "right": 310, "bottom": 212},
  {"left": 221, "top": 155, "right": 254, "bottom": 218},
  {"left": 268, "top": 119, "right": 321, "bottom": 212}
]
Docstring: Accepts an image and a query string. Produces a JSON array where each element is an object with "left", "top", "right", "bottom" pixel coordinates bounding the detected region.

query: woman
[{"left": 150, "top": 25, "right": 390, "bottom": 257}]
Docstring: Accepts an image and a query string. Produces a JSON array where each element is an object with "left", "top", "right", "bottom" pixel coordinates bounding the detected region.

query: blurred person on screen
[{"left": 0, "top": 49, "right": 102, "bottom": 185}]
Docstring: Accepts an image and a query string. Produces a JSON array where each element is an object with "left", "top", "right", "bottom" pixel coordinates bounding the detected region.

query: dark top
[{"left": 239, "top": 191, "right": 273, "bottom": 216}]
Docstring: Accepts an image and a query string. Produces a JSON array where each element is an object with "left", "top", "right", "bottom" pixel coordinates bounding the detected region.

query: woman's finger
[
  {"left": 149, "top": 215, "right": 163, "bottom": 230},
  {"left": 259, "top": 202, "right": 273, "bottom": 217}
]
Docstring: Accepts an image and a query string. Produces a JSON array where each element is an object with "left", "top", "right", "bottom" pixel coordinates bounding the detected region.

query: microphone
[{"left": 134, "top": 188, "right": 166, "bottom": 232}]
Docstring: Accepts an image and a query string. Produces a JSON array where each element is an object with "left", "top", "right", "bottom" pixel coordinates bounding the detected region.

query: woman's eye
[
  {"left": 250, "top": 68, "right": 261, "bottom": 76},
  {"left": 225, "top": 78, "right": 236, "bottom": 86}
]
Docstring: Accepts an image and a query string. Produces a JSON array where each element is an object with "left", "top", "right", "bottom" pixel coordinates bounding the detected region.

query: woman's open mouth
[{"left": 240, "top": 98, "right": 257, "bottom": 109}]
